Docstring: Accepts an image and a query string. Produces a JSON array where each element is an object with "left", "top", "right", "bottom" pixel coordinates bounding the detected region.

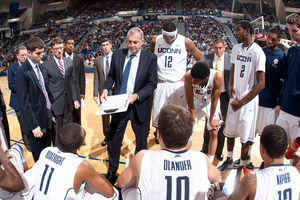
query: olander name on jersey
[
  {"left": 237, "top": 54, "right": 252, "bottom": 62},
  {"left": 45, "top": 150, "right": 65, "bottom": 166},
  {"left": 277, "top": 172, "right": 291, "bottom": 185},
  {"left": 157, "top": 48, "right": 181, "bottom": 54},
  {"left": 163, "top": 159, "right": 192, "bottom": 171}
]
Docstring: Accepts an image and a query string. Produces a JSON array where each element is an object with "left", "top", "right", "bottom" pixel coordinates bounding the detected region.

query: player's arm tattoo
[{"left": 231, "top": 173, "right": 256, "bottom": 200}]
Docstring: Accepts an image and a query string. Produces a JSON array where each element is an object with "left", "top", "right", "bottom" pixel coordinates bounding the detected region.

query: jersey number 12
[{"left": 165, "top": 56, "right": 172, "bottom": 68}]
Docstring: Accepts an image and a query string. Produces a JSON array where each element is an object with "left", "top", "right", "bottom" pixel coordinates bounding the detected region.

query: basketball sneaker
[
  {"left": 233, "top": 155, "right": 251, "bottom": 167},
  {"left": 217, "top": 157, "right": 233, "bottom": 173}
]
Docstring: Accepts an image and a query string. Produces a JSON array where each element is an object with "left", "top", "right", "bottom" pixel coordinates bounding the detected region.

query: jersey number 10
[{"left": 165, "top": 176, "right": 189, "bottom": 199}]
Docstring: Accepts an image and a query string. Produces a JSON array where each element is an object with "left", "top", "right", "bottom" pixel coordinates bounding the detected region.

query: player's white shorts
[
  {"left": 83, "top": 185, "right": 119, "bottom": 199},
  {"left": 0, "top": 116, "right": 8, "bottom": 151},
  {"left": 225, "top": 96, "right": 258, "bottom": 143},
  {"left": 189, "top": 100, "right": 223, "bottom": 141},
  {"left": 276, "top": 110, "right": 300, "bottom": 145},
  {"left": 152, "top": 81, "right": 187, "bottom": 127},
  {"left": 256, "top": 106, "right": 277, "bottom": 134}
]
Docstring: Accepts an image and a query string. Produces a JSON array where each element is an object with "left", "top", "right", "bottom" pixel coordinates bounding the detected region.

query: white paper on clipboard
[{"left": 96, "top": 94, "right": 130, "bottom": 115}]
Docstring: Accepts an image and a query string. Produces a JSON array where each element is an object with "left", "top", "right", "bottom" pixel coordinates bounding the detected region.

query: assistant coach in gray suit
[
  {"left": 64, "top": 38, "right": 86, "bottom": 125},
  {"left": 202, "top": 38, "right": 231, "bottom": 161},
  {"left": 42, "top": 37, "right": 80, "bottom": 145},
  {"left": 93, "top": 38, "right": 113, "bottom": 146}
]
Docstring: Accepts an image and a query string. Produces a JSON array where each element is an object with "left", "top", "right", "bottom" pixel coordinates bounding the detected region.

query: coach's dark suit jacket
[
  {"left": 42, "top": 56, "right": 78, "bottom": 116},
  {"left": 15, "top": 59, "right": 54, "bottom": 161},
  {"left": 65, "top": 53, "right": 85, "bottom": 124},
  {"left": 104, "top": 48, "right": 157, "bottom": 123},
  {"left": 8, "top": 62, "right": 21, "bottom": 111},
  {"left": 103, "top": 48, "right": 157, "bottom": 173},
  {"left": 203, "top": 52, "right": 231, "bottom": 155}
]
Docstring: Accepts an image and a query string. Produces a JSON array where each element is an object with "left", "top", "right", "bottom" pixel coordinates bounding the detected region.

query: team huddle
[{"left": 0, "top": 12, "right": 300, "bottom": 200}]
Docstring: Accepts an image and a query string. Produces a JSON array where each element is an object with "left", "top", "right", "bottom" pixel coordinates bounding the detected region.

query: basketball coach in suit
[
  {"left": 42, "top": 37, "right": 80, "bottom": 145},
  {"left": 94, "top": 38, "right": 113, "bottom": 146},
  {"left": 202, "top": 38, "right": 231, "bottom": 161},
  {"left": 100, "top": 27, "right": 157, "bottom": 181},
  {"left": 15, "top": 37, "right": 54, "bottom": 162},
  {"left": 64, "top": 38, "right": 86, "bottom": 125}
]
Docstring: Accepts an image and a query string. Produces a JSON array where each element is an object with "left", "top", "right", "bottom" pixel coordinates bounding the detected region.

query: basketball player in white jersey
[
  {"left": 118, "top": 105, "right": 220, "bottom": 200},
  {"left": 218, "top": 21, "right": 265, "bottom": 173},
  {"left": 229, "top": 124, "right": 300, "bottom": 200},
  {"left": 28, "top": 123, "right": 118, "bottom": 199},
  {"left": 149, "top": 21, "right": 204, "bottom": 133},
  {"left": 185, "top": 62, "right": 224, "bottom": 162}
]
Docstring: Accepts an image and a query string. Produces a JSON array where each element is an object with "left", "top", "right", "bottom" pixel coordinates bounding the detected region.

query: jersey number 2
[
  {"left": 165, "top": 176, "right": 189, "bottom": 200},
  {"left": 165, "top": 56, "right": 172, "bottom": 68},
  {"left": 39, "top": 164, "right": 55, "bottom": 195},
  {"left": 240, "top": 65, "right": 245, "bottom": 77}
]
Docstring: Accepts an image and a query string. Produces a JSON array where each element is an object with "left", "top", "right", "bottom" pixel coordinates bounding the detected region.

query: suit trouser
[
  {"left": 72, "top": 104, "right": 81, "bottom": 125},
  {"left": 28, "top": 109, "right": 52, "bottom": 162},
  {"left": 107, "top": 105, "right": 148, "bottom": 173},
  {"left": 102, "top": 114, "right": 110, "bottom": 138},
  {"left": 16, "top": 110, "right": 30, "bottom": 147},
  {"left": 202, "top": 92, "right": 229, "bottom": 154},
  {"left": 54, "top": 96, "right": 73, "bottom": 147}
]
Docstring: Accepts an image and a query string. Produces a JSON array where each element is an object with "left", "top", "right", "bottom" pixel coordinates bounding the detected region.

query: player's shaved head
[
  {"left": 163, "top": 21, "right": 177, "bottom": 32},
  {"left": 158, "top": 105, "right": 193, "bottom": 149}
]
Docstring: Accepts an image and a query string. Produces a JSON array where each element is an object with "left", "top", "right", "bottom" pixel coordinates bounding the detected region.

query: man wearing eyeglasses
[
  {"left": 42, "top": 37, "right": 79, "bottom": 147},
  {"left": 149, "top": 21, "right": 204, "bottom": 142}
]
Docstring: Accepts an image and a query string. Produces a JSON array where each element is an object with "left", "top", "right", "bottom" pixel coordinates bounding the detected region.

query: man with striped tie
[
  {"left": 42, "top": 37, "right": 80, "bottom": 147},
  {"left": 15, "top": 37, "right": 54, "bottom": 161},
  {"left": 100, "top": 27, "right": 157, "bottom": 182}
]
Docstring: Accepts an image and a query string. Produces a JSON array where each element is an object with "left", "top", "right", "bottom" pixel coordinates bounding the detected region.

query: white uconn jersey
[
  {"left": 155, "top": 34, "right": 187, "bottom": 82},
  {"left": 138, "top": 149, "right": 210, "bottom": 200},
  {"left": 254, "top": 164, "right": 300, "bottom": 200},
  {"left": 230, "top": 43, "right": 265, "bottom": 98},
  {"left": 193, "top": 69, "right": 217, "bottom": 103},
  {"left": 34, "top": 147, "right": 84, "bottom": 200}
]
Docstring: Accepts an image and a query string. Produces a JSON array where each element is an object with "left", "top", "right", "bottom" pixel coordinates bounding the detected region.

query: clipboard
[{"left": 96, "top": 94, "right": 130, "bottom": 115}]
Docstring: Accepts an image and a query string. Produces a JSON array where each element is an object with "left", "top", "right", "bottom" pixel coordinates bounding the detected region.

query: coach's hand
[
  {"left": 275, "top": 105, "right": 281, "bottom": 117},
  {"left": 100, "top": 90, "right": 108, "bottom": 103},
  {"left": 127, "top": 94, "right": 138, "bottom": 104}
]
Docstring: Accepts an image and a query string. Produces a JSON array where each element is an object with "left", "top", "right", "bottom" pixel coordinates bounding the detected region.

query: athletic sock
[
  {"left": 240, "top": 159, "right": 246, "bottom": 166},
  {"left": 248, "top": 145, "right": 252, "bottom": 157},
  {"left": 208, "top": 155, "right": 215, "bottom": 163},
  {"left": 227, "top": 151, "right": 233, "bottom": 159}
]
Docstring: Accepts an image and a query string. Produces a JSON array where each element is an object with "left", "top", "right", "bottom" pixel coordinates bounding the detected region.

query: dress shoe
[
  {"left": 216, "top": 153, "right": 223, "bottom": 161},
  {"left": 105, "top": 171, "right": 116, "bottom": 182},
  {"left": 101, "top": 139, "right": 108, "bottom": 146}
]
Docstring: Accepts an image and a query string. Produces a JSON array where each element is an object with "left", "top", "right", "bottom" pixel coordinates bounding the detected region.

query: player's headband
[{"left": 162, "top": 29, "right": 177, "bottom": 37}]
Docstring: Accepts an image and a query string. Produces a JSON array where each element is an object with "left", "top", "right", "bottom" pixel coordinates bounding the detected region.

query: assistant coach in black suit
[
  {"left": 64, "top": 38, "right": 86, "bottom": 125},
  {"left": 42, "top": 37, "right": 79, "bottom": 145},
  {"left": 100, "top": 27, "right": 157, "bottom": 181},
  {"left": 202, "top": 38, "right": 231, "bottom": 161},
  {"left": 15, "top": 37, "right": 54, "bottom": 162}
]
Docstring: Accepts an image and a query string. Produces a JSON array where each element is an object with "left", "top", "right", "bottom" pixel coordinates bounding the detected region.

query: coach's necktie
[
  {"left": 36, "top": 65, "right": 51, "bottom": 110},
  {"left": 120, "top": 54, "right": 135, "bottom": 94},
  {"left": 105, "top": 56, "right": 109, "bottom": 79},
  {"left": 216, "top": 57, "right": 221, "bottom": 71},
  {"left": 58, "top": 59, "right": 65, "bottom": 78}
]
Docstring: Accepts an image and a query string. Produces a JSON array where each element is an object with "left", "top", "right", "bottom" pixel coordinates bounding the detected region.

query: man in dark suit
[
  {"left": 64, "top": 38, "right": 86, "bottom": 125},
  {"left": 15, "top": 37, "right": 54, "bottom": 161},
  {"left": 100, "top": 27, "right": 157, "bottom": 181},
  {"left": 42, "top": 37, "right": 79, "bottom": 146},
  {"left": 8, "top": 46, "right": 30, "bottom": 150},
  {"left": 202, "top": 38, "right": 231, "bottom": 161},
  {"left": 94, "top": 38, "right": 113, "bottom": 146}
]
